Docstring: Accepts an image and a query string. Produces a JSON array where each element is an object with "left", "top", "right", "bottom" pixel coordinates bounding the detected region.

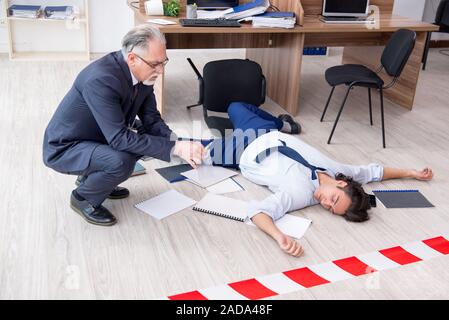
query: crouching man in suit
[{"left": 43, "top": 25, "right": 204, "bottom": 226}]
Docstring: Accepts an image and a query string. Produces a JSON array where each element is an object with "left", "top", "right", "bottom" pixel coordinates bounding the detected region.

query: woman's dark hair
[{"left": 335, "top": 173, "right": 371, "bottom": 223}]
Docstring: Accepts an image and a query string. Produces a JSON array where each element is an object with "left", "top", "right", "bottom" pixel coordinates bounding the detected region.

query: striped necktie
[{"left": 254, "top": 139, "right": 326, "bottom": 180}]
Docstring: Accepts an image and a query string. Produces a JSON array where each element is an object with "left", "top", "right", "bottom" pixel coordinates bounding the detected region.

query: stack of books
[
  {"left": 8, "top": 4, "right": 42, "bottom": 19},
  {"left": 44, "top": 6, "right": 75, "bottom": 20},
  {"left": 251, "top": 12, "right": 296, "bottom": 29},
  {"left": 223, "top": 0, "right": 270, "bottom": 20}
]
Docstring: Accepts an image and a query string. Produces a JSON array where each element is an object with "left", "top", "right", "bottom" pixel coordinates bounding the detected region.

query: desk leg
[
  {"left": 342, "top": 32, "right": 427, "bottom": 110},
  {"left": 247, "top": 33, "right": 305, "bottom": 115},
  {"left": 154, "top": 69, "right": 165, "bottom": 118}
]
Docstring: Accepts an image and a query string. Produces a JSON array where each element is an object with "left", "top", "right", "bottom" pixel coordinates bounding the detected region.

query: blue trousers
[
  {"left": 75, "top": 145, "right": 139, "bottom": 207},
  {"left": 204, "top": 102, "right": 283, "bottom": 168}
]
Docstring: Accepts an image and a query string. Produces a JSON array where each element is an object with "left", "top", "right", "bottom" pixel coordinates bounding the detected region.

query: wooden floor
[{"left": 1, "top": 48, "right": 448, "bottom": 300}]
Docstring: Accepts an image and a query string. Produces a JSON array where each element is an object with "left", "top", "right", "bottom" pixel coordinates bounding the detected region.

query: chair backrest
[
  {"left": 381, "top": 29, "right": 416, "bottom": 78},
  {"left": 435, "top": 0, "right": 449, "bottom": 26},
  {"left": 202, "top": 59, "right": 266, "bottom": 113}
]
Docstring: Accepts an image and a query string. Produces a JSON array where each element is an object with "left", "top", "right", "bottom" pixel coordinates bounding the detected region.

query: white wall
[
  {"left": 0, "top": 0, "right": 8, "bottom": 52},
  {"left": 89, "top": 0, "right": 133, "bottom": 53},
  {"left": 423, "top": 0, "right": 440, "bottom": 21},
  {"left": 394, "top": 0, "right": 449, "bottom": 41},
  {"left": 0, "top": 0, "right": 134, "bottom": 54},
  {"left": 423, "top": 0, "right": 449, "bottom": 40},
  {"left": 393, "top": 0, "right": 426, "bottom": 20}
]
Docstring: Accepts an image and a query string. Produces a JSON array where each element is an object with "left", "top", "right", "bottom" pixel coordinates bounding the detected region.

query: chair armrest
[
  {"left": 260, "top": 75, "right": 266, "bottom": 105},
  {"left": 199, "top": 78, "right": 204, "bottom": 105}
]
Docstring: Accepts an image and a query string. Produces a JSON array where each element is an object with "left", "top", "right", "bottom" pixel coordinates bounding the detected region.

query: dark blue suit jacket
[{"left": 43, "top": 51, "right": 175, "bottom": 173}]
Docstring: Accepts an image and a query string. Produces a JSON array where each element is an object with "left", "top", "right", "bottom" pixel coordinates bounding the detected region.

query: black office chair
[
  {"left": 320, "top": 29, "right": 417, "bottom": 148},
  {"left": 422, "top": 0, "right": 449, "bottom": 70},
  {"left": 186, "top": 58, "right": 266, "bottom": 137}
]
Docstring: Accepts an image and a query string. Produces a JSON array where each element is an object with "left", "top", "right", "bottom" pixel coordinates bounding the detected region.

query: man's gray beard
[{"left": 142, "top": 79, "right": 156, "bottom": 86}]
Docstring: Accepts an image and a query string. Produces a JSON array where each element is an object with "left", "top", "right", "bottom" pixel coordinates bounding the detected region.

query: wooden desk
[
  {"left": 302, "top": 14, "right": 439, "bottom": 110},
  {"left": 128, "top": 1, "right": 438, "bottom": 115}
]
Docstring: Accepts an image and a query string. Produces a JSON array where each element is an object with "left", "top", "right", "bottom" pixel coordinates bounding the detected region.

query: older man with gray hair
[{"left": 43, "top": 25, "right": 205, "bottom": 226}]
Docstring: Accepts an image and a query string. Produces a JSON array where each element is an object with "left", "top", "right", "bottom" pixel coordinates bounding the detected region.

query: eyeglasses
[{"left": 133, "top": 52, "right": 169, "bottom": 69}]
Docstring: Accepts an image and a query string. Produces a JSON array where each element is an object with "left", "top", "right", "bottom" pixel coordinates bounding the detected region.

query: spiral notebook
[
  {"left": 193, "top": 193, "right": 312, "bottom": 239},
  {"left": 192, "top": 193, "right": 247, "bottom": 222},
  {"left": 372, "top": 189, "right": 434, "bottom": 208}
]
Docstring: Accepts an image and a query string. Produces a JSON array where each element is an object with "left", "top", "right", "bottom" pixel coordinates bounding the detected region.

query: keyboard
[
  {"left": 320, "top": 16, "right": 375, "bottom": 24},
  {"left": 179, "top": 18, "right": 241, "bottom": 28}
]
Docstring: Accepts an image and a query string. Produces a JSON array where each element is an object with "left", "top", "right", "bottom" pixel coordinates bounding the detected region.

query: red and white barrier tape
[{"left": 167, "top": 235, "right": 449, "bottom": 300}]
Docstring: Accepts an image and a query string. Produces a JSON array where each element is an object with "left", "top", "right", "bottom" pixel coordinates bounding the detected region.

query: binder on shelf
[
  {"left": 44, "top": 6, "right": 75, "bottom": 20},
  {"left": 8, "top": 5, "right": 42, "bottom": 19}
]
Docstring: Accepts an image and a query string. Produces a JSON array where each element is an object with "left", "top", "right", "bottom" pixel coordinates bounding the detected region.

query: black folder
[
  {"left": 155, "top": 164, "right": 193, "bottom": 183},
  {"left": 372, "top": 190, "right": 434, "bottom": 208}
]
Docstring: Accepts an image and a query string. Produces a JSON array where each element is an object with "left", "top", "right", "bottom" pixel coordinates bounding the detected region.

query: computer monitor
[
  {"left": 322, "top": 0, "right": 370, "bottom": 17},
  {"left": 187, "top": 0, "right": 239, "bottom": 9}
]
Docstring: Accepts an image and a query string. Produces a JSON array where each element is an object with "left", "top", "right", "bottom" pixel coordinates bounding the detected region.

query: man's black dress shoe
[
  {"left": 278, "top": 114, "right": 302, "bottom": 134},
  {"left": 75, "top": 176, "right": 130, "bottom": 199},
  {"left": 70, "top": 193, "right": 117, "bottom": 226}
]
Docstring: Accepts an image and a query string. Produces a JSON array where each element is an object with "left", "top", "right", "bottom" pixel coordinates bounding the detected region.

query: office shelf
[
  {"left": 7, "top": 16, "right": 87, "bottom": 23},
  {"left": 10, "top": 51, "right": 90, "bottom": 61},
  {"left": 5, "top": 0, "right": 90, "bottom": 61}
]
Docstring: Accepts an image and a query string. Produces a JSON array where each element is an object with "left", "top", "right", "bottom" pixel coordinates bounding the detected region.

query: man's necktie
[
  {"left": 254, "top": 139, "right": 326, "bottom": 180},
  {"left": 132, "top": 82, "right": 141, "bottom": 103},
  {"left": 129, "top": 82, "right": 142, "bottom": 128}
]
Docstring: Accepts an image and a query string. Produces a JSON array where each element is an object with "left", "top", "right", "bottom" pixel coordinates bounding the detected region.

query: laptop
[{"left": 320, "top": 0, "right": 375, "bottom": 24}]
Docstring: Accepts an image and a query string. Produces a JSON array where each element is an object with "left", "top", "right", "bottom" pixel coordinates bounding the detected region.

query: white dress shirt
[
  {"left": 122, "top": 50, "right": 139, "bottom": 86},
  {"left": 238, "top": 131, "right": 384, "bottom": 221}
]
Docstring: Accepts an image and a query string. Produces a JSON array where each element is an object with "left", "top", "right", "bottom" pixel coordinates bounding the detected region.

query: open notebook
[
  {"left": 181, "top": 166, "right": 238, "bottom": 188},
  {"left": 193, "top": 193, "right": 312, "bottom": 239},
  {"left": 206, "top": 177, "right": 244, "bottom": 194}
]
